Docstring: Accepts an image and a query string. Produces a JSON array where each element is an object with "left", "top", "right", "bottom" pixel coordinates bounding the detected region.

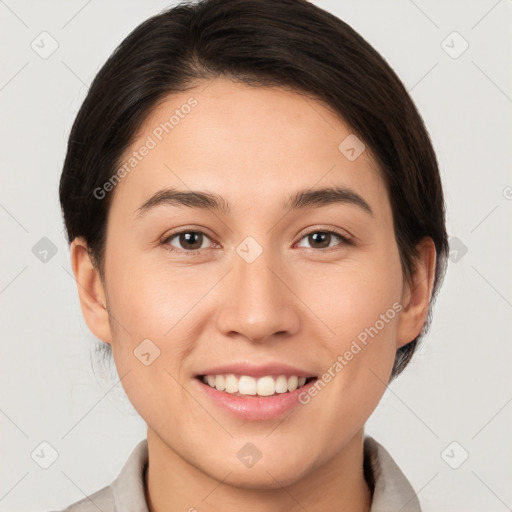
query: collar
[{"left": 364, "top": 436, "right": 422, "bottom": 511}]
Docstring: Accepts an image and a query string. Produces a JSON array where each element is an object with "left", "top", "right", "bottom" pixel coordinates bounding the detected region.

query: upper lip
[{"left": 197, "top": 362, "right": 317, "bottom": 379}]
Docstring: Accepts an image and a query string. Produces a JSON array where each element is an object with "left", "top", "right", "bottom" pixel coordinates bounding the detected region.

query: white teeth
[
  {"left": 201, "top": 373, "right": 312, "bottom": 396},
  {"left": 287, "top": 375, "right": 298, "bottom": 392},
  {"left": 225, "top": 374, "right": 239, "bottom": 393},
  {"left": 215, "top": 374, "right": 226, "bottom": 391},
  {"left": 275, "top": 375, "right": 288, "bottom": 393},
  {"left": 239, "top": 376, "right": 257, "bottom": 395},
  {"left": 257, "top": 376, "right": 275, "bottom": 396}
]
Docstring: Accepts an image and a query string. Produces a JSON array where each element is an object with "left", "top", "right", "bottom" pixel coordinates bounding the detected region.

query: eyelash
[{"left": 160, "top": 227, "right": 352, "bottom": 256}]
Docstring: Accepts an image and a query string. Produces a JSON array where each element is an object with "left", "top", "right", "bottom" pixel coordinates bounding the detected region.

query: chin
[{"left": 221, "top": 462, "right": 310, "bottom": 490}]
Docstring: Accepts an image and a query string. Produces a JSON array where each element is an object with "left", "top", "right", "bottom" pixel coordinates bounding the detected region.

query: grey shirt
[{"left": 52, "top": 436, "right": 421, "bottom": 511}]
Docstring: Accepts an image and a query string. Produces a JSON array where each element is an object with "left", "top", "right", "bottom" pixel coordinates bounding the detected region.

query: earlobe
[
  {"left": 70, "top": 237, "right": 113, "bottom": 345},
  {"left": 396, "top": 237, "right": 437, "bottom": 348}
]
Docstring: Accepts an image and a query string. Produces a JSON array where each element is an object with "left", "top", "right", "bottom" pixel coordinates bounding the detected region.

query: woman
[{"left": 56, "top": 0, "right": 448, "bottom": 510}]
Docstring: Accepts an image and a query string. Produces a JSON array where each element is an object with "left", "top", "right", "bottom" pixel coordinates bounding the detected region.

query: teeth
[
  {"left": 288, "top": 375, "right": 298, "bottom": 391},
  {"left": 225, "top": 374, "right": 239, "bottom": 393},
  {"left": 275, "top": 375, "right": 289, "bottom": 393},
  {"left": 215, "top": 374, "right": 226, "bottom": 391},
  {"left": 257, "top": 376, "right": 276, "bottom": 396},
  {"left": 201, "top": 374, "right": 310, "bottom": 396},
  {"left": 239, "top": 376, "right": 257, "bottom": 395}
]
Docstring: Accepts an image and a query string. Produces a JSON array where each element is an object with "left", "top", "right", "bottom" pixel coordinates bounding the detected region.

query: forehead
[{"left": 110, "top": 78, "right": 388, "bottom": 218}]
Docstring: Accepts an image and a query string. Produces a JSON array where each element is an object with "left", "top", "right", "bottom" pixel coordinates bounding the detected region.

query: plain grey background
[{"left": 1, "top": 1, "right": 511, "bottom": 511}]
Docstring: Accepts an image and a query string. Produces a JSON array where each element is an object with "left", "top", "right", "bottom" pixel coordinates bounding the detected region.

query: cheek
[
  {"left": 102, "top": 259, "right": 199, "bottom": 400},
  {"left": 298, "top": 246, "right": 404, "bottom": 409},
  {"left": 106, "top": 254, "right": 207, "bottom": 339},
  {"left": 104, "top": 265, "right": 205, "bottom": 427},
  {"left": 303, "top": 250, "right": 402, "bottom": 342},
  {"left": 294, "top": 262, "right": 402, "bottom": 443}
]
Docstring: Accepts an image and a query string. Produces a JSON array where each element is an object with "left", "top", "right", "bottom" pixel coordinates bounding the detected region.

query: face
[{"left": 74, "top": 78, "right": 428, "bottom": 489}]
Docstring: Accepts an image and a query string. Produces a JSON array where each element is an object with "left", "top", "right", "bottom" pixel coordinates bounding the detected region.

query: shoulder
[
  {"left": 48, "top": 439, "right": 148, "bottom": 512},
  {"left": 364, "top": 435, "right": 422, "bottom": 512},
  {"left": 47, "top": 485, "right": 115, "bottom": 512}
]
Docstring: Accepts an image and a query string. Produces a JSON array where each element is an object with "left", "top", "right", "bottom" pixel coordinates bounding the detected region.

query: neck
[{"left": 144, "top": 427, "right": 372, "bottom": 512}]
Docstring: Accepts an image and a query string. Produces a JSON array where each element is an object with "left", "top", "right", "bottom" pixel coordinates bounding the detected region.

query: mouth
[{"left": 196, "top": 374, "right": 318, "bottom": 398}]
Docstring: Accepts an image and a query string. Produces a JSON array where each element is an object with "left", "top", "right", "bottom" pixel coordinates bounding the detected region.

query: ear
[
  {"left": 70, "top": 237, "right": 112, "bottom": 345},
  {"left": 396, "top": 237, "right": 437, "bottom": 348}
]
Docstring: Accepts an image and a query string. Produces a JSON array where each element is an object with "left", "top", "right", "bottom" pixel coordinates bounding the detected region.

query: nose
[{"left": 215, "top": 248, "right": 301, "bottom": 344}]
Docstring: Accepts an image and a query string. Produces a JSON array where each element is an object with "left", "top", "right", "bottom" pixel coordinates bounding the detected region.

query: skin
[{"left": 70, "top": 78, "right": 436, "bottom": 512}]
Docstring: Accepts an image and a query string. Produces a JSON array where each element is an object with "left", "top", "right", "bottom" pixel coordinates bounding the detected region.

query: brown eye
[
  {"left": 296, "top": 230, "right": 350, "bottom": 250},
  {"left": 164, "top": 231, "right": 211, "bottom": 251},
  {"left": 307, "top": 232, "right": 331, "bottom": 249}
]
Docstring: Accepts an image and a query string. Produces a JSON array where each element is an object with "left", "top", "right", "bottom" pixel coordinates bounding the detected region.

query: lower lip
[{"left": 194, "top": 377, "right": 318, "bottom": 421}]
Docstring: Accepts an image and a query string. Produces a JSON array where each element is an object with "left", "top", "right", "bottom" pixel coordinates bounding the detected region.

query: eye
[
  {"left": 162, "top": 230, "right": 215, "bottom": 252},
  {"left": 295, "top": 230, "right": 351, "bottom": 250}
]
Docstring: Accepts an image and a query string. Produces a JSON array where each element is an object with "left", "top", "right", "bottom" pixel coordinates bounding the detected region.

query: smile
[{"left": 199, "top": 374, "right": 315, "bottom": 397}]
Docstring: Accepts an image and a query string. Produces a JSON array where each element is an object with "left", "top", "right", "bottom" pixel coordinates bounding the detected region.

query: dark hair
[{"left": 60, "top": 0, "right": 449, "bottom": 380}]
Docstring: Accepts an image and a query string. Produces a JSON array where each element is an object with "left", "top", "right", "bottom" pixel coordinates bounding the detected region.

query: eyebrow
[
  {"left": 288, "top": 186, "right": 373, "bottom": 216},
  {"left": 134, "top": 185, "right": 373, "bottom": 219}
]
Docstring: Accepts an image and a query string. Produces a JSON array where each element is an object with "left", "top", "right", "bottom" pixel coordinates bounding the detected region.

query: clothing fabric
[{"left": 51, "top": 436, "right": 421, "bottom": 511}]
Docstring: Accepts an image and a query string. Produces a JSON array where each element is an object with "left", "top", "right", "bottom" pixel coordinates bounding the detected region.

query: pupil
[
  {"left": 181, "top": 232, "right": 202, "bottom": 250},
  {"left": 309, "top": 232, "right": 330, "bottom": 248}
]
